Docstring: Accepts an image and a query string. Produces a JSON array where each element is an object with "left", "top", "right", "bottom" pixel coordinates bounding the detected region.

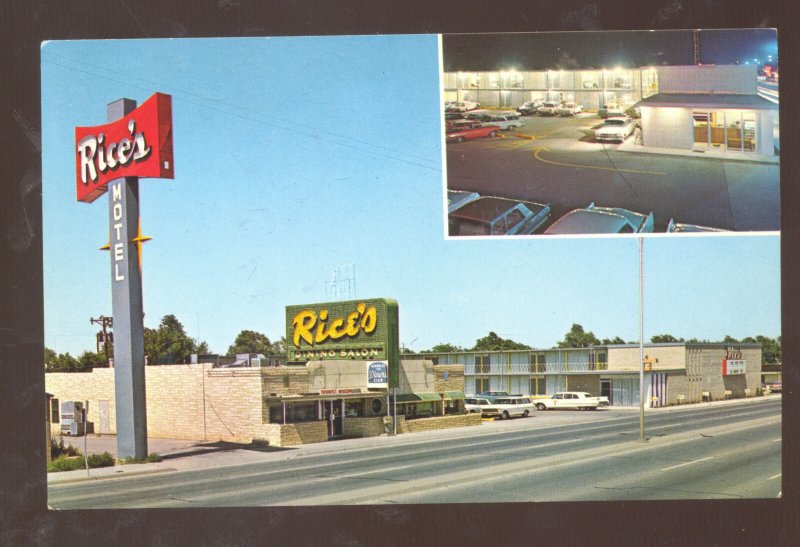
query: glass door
[{"left": 693, "top": 112, "right": 710, "bottom": 150}]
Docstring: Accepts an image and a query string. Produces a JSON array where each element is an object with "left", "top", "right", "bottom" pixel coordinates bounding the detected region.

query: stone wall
[
  {"left": 259, "top": 421, "right": 329, "bottom": 447},
  {"left": 397, "top": 412, "right": 481, "bottom": 434},
  {"left": 262, "top": 366, "right": 310, "bottom": 397},
  {"left": 343, "top": 416, "right": 385, "bottom": 438},
  {"left": 434, "top": 365, "right": 465, "bottom": 392}
]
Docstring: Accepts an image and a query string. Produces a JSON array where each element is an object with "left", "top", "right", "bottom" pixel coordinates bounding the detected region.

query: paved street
[
  {"left": 446, "top": 114, "right": 780, "bottom": 231},
  {"left": 48, "top": 397, "right": 781, "bottom": 508}
]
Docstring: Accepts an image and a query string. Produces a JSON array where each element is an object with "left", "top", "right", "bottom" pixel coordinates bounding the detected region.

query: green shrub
[
  {"left": 120, "top": 452, "right": 162, "bottom": 464},
  {"left": 87, "top": 452, "right": 115, "bottom": 468},
  {"left": 48, "top": 451, "right": 116, "bottom": 473},
  {"left": 146, "top": 453, "right": 163, "bottom": 463},
  {"left": 50, "top": 437, "right": 81, "bottom": 460}
]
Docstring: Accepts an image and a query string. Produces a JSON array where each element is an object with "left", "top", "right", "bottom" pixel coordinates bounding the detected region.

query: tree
[
  {"left": 228, "top": 330, "right": 278, "bottom": 355},
  {"left": 472, "top": 332, "right": 531, "bottom": 351},
  {"left": 44, "top": 347, "right": 57, "bottom": 368},
  {"left": 423, "top": 343, "right": 465, "bottom": 353},
  {"left": 601, "top": 336, "right": 626, "bottom": 345},
  {"left": 77, "top": 351, "right": 109, "bottom": 370},
  {"left": 45, "top": 352, "right": 80, "bottom": 373},
  {"left": 723, "top": 335, "right": 739, "bottom": 344},
  {"left": 558, "top": 324, "right": 600, "bottom": 348},
  {"left": 144, "top": 314, "right": 206, "bottom": 365},
  {"left": 650, "top": 334, "right": 684, "bottom": 343}
]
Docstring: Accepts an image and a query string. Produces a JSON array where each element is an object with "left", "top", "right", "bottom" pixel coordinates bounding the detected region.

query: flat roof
[{"left": 639, "top": 93, "right": 778, "bottom": 110}]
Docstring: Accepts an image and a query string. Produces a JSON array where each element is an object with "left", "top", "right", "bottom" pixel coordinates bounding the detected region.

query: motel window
[
  {"left": 530, "top": 377, "right": 547, "bottom": 395},
  {"left": 529, "top": 353, "right": 546, "bottom": 373},
  {"left": 50, "top": 398, "right": 59, "bottom": 423},
  {"left": 475, "top": 354, "right": 490, "bottom": 374}
]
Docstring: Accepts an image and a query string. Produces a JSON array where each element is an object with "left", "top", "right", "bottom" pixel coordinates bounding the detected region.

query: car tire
[
  {"left": 456, "top": 136, "right": 464, "bottom": 143},
  {"left": 502, "top": 411, "right": 510, "bottom": 420},
  {"left": 488, "top": 131, "right": 497, "bottom": 138},
  {"left": 523, "top": 410, "right": 529, "bottom": 417},
  {"left": 508, "top": 126, "right": 516, "bottom": 131},
  {"left": 536, "top": 403, "right": 546, "bottom": 411}
]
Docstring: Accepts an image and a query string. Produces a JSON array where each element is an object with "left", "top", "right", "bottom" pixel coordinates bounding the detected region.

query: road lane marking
[
  {"left": 317, "top": 463, "right": 416, "bottom": 480},
  {"left": 768, "top": 473, "right": 781, "bottom": 481},
  {"left": 533, "top": 146, "right": 666, "bottom": 175},
  {"left": 649, "top": 423, "right": 684, "bottom": 430},
  {"left": 661, "top": 456, "right": 714, "bottom": 471}
]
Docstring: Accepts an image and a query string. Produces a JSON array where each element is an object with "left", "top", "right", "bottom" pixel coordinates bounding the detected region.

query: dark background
[{"left": 2, "top": 0, "right": 797, "bottom": 544}]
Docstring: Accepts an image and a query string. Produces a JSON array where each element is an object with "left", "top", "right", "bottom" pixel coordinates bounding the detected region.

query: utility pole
[
  {"left": 90, "top": 315, "right": 114, "bottom": 366},
  {"left": 638, "top": 237, "right": 646, "bottom": 442}
]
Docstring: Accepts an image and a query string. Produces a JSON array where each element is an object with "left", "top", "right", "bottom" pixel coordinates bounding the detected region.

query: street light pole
[{"left": 639, "top": 236, "right": 646, "bottom": 442}]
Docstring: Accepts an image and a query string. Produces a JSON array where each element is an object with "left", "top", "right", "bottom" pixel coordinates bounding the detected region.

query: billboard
[
  {"left": 75, "top": 92, "right": 174, "bottom": 203},
  {"left": 286, "top": 298, "right": 399, "bottom": 387}
]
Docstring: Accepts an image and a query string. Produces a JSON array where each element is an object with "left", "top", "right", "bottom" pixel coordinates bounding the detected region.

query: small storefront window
[
  {"left": 50, "top": 398, "right": 59, "bottom": 423},
  {"left": 345, "top": 400, "right": 362, "bottom": 417}
]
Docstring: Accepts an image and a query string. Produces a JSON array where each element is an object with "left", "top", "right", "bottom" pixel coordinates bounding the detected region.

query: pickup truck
[{"left": 533, "top": 392, "right": 602, "bottom": 410}]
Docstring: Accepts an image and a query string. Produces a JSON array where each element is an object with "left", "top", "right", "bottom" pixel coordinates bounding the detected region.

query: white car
[
  {"left": 447, "top": 101, "right": 479, "bottom": 112},
  {"left": 558, "top": 102, "right": 583, "bottom": 116},
  {"left": 475, "top": 115, "right": 523, "bottom": 131},
  {"left": 447, "top": 190, "right": 481, "bottom": 214},
  {"left": 544, "top": 202, "right": 654, "bottom": 235},
  {"left": 595, "top": 116, "right": 636, "bottom": 143},
  {"left": 464, "top": 397, "right": 492, "bottom": 414},
  {"left": 482, "top": 396, "right": 535, "bottom": 419},
  {"left": 534, "top": 392, "right": 601, "bottom": 410},
  {"left": 537, "top": 101, "right": 561, "bottom": 116}
]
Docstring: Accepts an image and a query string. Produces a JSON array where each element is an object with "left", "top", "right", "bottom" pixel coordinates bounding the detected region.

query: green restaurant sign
[{"left": 285, "top": 298, "right": 399, "bottom": 386}]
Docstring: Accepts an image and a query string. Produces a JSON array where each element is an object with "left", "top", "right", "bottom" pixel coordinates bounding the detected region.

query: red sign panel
[{"left": 75, "top": 92, "right": 174, "bottom": 203}]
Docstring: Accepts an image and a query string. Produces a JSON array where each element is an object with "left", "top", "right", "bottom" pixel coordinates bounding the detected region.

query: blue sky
[{"left": 41, "top": 35, "right": 780, "bottom": 357}]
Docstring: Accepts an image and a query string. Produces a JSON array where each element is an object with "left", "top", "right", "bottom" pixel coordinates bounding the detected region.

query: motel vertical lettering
[{"left": 107, "top": 98, "right": 148, "bottom": 460}]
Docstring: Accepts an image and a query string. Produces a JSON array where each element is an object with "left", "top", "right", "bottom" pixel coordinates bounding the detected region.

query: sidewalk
[
  {"left": 615, "top": 140, "right": 779, "bottom": 164},
  {"left": 48, "top": 394, "right": 781, "bottom": 485}
]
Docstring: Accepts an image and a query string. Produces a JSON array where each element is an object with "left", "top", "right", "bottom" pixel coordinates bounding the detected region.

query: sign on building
[
  {"left": 286, "top": 298, "right": 399, "bottom": 387},
  {"left": 722, "top": 347, "right": 746, "bottom": 375},
  {"left": 367, "top": 361, "right": 389, "bottom": 389}
]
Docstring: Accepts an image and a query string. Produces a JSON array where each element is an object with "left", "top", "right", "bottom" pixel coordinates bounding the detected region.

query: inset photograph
[{"left": 443, "top": 29, "right": 779, "bottom": 236}]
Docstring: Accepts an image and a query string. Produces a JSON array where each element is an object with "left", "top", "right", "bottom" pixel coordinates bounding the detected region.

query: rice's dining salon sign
[{"left": 286, "top": 298, "right": 399, "bottom": 387}]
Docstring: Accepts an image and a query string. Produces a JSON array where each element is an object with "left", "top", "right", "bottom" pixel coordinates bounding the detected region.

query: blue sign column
[{"left": 108, "top": 98, "right": 148, "bottom": 460}]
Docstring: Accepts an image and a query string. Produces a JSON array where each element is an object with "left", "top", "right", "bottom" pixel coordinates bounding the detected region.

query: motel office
[{"left": 443, "top": 64, "right": 778, "bottom": 156}]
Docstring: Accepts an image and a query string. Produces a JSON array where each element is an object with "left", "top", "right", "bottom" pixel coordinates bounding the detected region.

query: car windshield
[{"left": 605, "top": 119, "right": 627, "bottom": 126}]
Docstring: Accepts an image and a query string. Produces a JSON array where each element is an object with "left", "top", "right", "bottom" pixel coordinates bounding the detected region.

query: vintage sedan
[
  {"left": 449, "top": 196, "right": 551, "bottom": 236},
  {"left": 534, "top": 392, "right": 601, "bottom": 411},
  {"left": 517, "top": 100, "right": 544, "bottom": 116},
  {"left": 446, "top": 122, "right": 501, "bottom": 143},
  {"left": 447, "top": 190, "right": 481, "bottom": 214},
  {"left": 446, "top": 100, "right": 480, "bottom": 112},
  {"left": 558, "top": 102, "right": 583, "bottom": 116},
  {"left": 482, "top": 397, "right": 535, "bottom": 419},
  {"left": 595, "top": 116, "right": 636, "bottom": 143},
  {"left": 464, "top": 397, "right": 493, "bottom": 414},
  {"left": 544, "top": 202, "right": 654, "bottom": 235},
  {"left": 536, "top": 101, "right": 561, "bottom": 116}
]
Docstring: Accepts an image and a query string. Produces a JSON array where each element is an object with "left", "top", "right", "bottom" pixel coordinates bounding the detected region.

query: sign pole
[
  {"left": 108, "top": 98, "right": 148, "bottom": 460},
  {"left": 638, "top": 236, "right": 646, "bottom": 442}
]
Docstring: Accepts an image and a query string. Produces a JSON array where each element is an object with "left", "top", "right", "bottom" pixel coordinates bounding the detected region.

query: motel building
[
  {"left": 421, "top": 342, "right": 762, "bottom": 407},
  {"left": 443, "top": 63, "right": 778, "bottom": 157}
]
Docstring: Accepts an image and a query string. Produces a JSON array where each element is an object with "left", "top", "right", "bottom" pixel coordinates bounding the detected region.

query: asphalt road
[
  {"left": 48, "top": 398, "right": 781, "bottom": 508},
  {"left": 446, "top": 113, "right": 780, "bottom": 232}
]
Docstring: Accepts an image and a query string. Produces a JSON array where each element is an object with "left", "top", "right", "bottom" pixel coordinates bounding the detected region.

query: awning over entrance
[
  {"left": 395, "top": 392, "right": 442, "bottom": 403},
  {"left": 443, "top": 391, "right": 465, "bottom": 400}
]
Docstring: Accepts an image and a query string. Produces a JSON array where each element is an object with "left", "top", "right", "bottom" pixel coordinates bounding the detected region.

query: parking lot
[{"left": 446, "top": 112, "right": 780, "bottom": 232}]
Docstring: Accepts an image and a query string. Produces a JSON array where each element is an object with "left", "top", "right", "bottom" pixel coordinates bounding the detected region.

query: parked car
[
  {"left": 544, "top": 202, "right": 654, "bottom": 235},
  {"left": 598, "top": 103, "right": 626, "bottom": 118},
  {"left": 446, "top": 122, "right": 501, "bottom": 143},
  {"left": 534, "top": 392, "right": 601, "bottom": 410},
  {"left": 517, "top": 100, "right": 544, "bottom": 116},
  {"left": 449, "top": 196, "right": 551, "bottom": 236},
  {"left": 767, "top": 381, "right": 782, "bottom": 393},
  {"left": 558, "top": 102, "right": 583, "bottom": 116},
  {"left": 464, "top": 397, "right": 492, "bottom": 413},
  {"left": 475, "top": 114, "right": 523, "bottom": 131},
  {"left": 482, "top": 396, "right": 535, "bottom": 419},
  {"left": 666, "top": 219, "right": 727, "bottom": 233},
  {"left": 476, "top": 390, "right": 511, "bottom": 402},
  {"left": 445, "top": 112, "right": 467, "bottom": 122},
  {"left": 537, "top": 101, "right": 561, "bottom": 116},
  {"left": 447, "top": 190, "right": 481, "bottom": 214},
  {"left": 594, "top": 116, "right": 636, "bottom": 143},
  {"left": 446, "top": 100, "right": 479, "bottom": 112}
]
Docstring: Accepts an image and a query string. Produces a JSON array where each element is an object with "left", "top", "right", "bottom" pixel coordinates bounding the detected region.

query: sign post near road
[{"left": 75, "top": 92, "right": 174, "bottom": 459}]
